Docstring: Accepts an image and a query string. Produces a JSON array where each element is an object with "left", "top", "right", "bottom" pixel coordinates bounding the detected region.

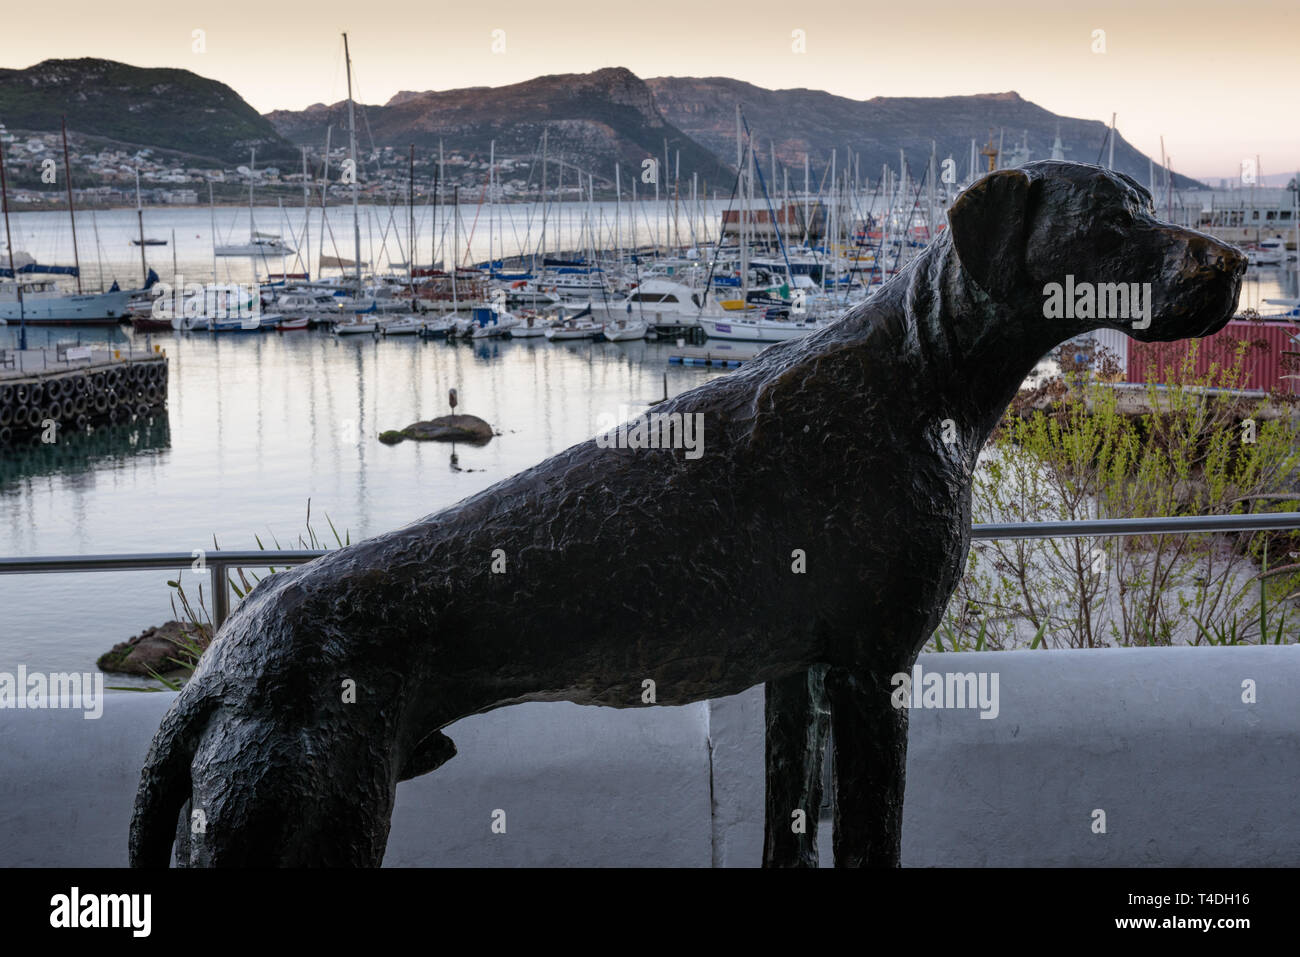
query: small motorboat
[
  {"left": 544, "top": 317, "right": 603, "bottom": 341},
  {"left": 470, "top": 310, "right": 519, "bottom": 339},
  {"left": 212, "top": 313, "right": 279, "bottom": 332},
  {"left": 1247, "top": 238, "right": 1287, "bottom": 266},
  {"left": 380, "top": 315, "right": 425, "bottom": 336},
  {"left": 510, "top": 313, "right": 550, "bottom": 338},
  {"left": 418, "top": 317, "right": 451, "bottom": 338},
  {"left": 131, "top": 314, "right": 177, "bottom": 332},
  {"left": 333, "top": 316, "right": 380, "bottom": 336},
  {"left": 277, "top": 316, "right": 310, "bottom": 331}
]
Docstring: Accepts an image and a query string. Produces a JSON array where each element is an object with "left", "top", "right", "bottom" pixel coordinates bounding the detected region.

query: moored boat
[
  {"left": 544, "top": 315, "right": 603, "bottom": 341},
  {"left": 1, "top": 279, "right": 135, "bottom": 325},
  {"left": 510, "top": 313, "right": 551, "bottom": 338},
  {"left": 602, "top": 316, "right": 649, "bottom": 341},
  {"left": 333, "top": 316, "right": 380, "bottom": 335},
  {"left": 380, "top": 315, "right": 425, "bottom": 336},
  {"left": 697, "top": 312, "right": 828, "bottom": 343}
]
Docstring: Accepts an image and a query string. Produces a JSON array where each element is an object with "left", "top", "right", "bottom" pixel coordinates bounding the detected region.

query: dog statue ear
[{"left": 947, "top": 168, "right": 1033, "bottom": 301}]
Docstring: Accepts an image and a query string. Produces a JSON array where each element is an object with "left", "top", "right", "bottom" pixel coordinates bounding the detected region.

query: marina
[{"left": 0, "top": 0, "right": 1298, "bottom": 887}]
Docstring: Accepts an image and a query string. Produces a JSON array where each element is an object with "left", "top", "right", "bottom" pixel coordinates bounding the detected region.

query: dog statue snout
[{"left": 1188, "top": 233, "right": 1247, "bottom": 277}]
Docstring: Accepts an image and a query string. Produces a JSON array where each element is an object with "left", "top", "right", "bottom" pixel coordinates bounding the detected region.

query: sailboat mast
[
  {"left": 451, "top": 185, "right": 459, "bottom": 311},
  {"left": 248, "top": 147, "right": 256, "bottom": 240},
  {"left": 438, "top": 139, "right": 444, "bottom": 265},
  {"left": 135, "top": 168, "right": 148, "bottom": 285},
  {"left": 319, "top": 126, "right": 331, "bottom": 281},
  {"left": 343, "top": 32, "right": 362, "bottom": 293},
  {"left": 301, "top": 146, "right": 311, "bottom": 280},
  {"left": 0, "top": 131, "right": 27, "bottom": 350},
  {"left": 408, "top": 143, "right": 415, "bottom": 290},
  {"left": 539, "top": 129, "right": 547, "bottom": 270},
  {"left": 209, "top": 182, "right": 218, "bottom": 282},
  {"left": 60, "top": 118, "right": 82, "bottom": 293}
]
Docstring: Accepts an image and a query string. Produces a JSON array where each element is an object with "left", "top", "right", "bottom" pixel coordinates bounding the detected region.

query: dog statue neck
[{"left": 904, "top": 236, "right": 1075, "bottom": 446}]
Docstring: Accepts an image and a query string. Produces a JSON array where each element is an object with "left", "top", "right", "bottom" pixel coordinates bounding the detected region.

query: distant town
[{"left": 0, "top": 124, "right": 552, "bottom": 209}]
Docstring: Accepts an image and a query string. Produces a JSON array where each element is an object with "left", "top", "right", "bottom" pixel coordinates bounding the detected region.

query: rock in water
[
  {"left": 98, "top": 621, "right": 210, "bottom": 675},
  {"left": 380, "top": 414, "right": 494, "bottom": 444}
]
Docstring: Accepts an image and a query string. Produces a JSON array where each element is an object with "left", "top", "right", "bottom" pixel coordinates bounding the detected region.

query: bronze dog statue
[{"left": 130, "top": 161, "right": 1244, "bottom": 867}]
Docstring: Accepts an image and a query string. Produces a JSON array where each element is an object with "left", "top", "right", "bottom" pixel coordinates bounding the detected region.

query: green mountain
[{"left": 0, "top": 58, "right": 296, "bottom": 164}]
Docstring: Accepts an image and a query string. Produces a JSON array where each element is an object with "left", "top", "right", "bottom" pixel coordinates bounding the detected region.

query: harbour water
[
  {"left": 1, "top": 202, "right": 1295, "bottom": 676},
  {"left": 2, "top": 200, "right": 735, "bottom": 292},
  {"left": 0, "top": 326, "right": 729, "bottom": 677}
]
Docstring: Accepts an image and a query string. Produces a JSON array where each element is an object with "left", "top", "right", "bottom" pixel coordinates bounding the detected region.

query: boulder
[
  {"left": 98, "top": 620, "right": 210, "bottom": 676},
  {"left": 379, "top": 414, "right": 494, "bottom": 445}
]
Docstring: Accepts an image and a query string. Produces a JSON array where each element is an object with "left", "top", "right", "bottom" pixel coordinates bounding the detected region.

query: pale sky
[{"left": 2, "top": 1, "right": 1296, "bottom": 180}]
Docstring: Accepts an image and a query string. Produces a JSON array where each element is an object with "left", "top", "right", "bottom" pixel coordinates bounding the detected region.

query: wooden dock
[{"left": 0, "top": 344, "right": 168, "bottom": 446}]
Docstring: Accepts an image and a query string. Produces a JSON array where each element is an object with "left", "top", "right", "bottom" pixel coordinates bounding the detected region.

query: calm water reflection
[
  {"left": 1, "top": 265, "right": 1295, "bottom": 673},
  {"left": 0, "top": 326, "right": 724, "bottom": 673}
]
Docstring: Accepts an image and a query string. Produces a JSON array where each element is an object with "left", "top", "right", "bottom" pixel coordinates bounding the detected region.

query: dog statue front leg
[
  {"left": 824, "top": 666, "right": 907, "bottom": 867},
  {"left": 762, "top": 666, "right": 830, "bottom": 867}
]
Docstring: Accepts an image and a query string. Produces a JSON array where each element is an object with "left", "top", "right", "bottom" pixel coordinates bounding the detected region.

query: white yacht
[
  {"left": 333, "top": 316, "right": 380, "bottom": 336},
  {"left": 602, "top": 316, "right": 649, "bottom": 341},
  {"left": 214, "top": 234, "right": 296, "bottom": 258},
  {"left": 380, "top": 315, "right": 425, "bottom": 336},
  {"left": 697, "top": 312, "right": 829, "bottom": 343},
  {"left": 509, "top": 313, "right": 551, "bottom": 338},
  {"left": 1247, "top": 238, "right": 1288, "bottom": 266},
  {"left": 1, "top": 278, "right": 135, "bottom": 325}
]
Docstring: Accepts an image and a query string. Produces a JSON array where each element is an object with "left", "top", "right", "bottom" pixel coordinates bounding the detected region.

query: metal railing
[
  {"left": 0, "top": 549, "right": 321, "bottom": 627},
  {"left": 1, "top": 512, "right": 1298, "bottom": 628}
]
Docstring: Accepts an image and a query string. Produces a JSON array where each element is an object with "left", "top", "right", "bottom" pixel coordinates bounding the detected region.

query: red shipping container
[{"left": 1125, "top": 320, "right": 1300, "bottom": 395}]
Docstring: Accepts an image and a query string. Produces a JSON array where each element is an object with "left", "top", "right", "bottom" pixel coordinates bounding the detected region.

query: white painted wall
[{"left": 1, "top": 646, "right": 1296, "bottom": 867}]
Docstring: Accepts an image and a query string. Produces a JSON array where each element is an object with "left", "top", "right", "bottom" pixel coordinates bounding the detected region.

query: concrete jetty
[{"left": 0, "top": 343, "right": 168, "bottom": 446}]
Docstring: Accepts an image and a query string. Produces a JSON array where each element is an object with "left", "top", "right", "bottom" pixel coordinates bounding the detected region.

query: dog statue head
[{"left": 947, "top": 160, "right": 1246, "bottom": 342}]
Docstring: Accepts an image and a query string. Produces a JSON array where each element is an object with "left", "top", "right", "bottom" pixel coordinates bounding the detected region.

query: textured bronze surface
[{"left": 130, "top": 162, "right": 1245, "bottom": 867}]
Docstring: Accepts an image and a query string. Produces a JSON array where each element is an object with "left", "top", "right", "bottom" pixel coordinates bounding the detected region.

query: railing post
[{"left": 211, "top": 561, "right": 229, "bottom": 631}]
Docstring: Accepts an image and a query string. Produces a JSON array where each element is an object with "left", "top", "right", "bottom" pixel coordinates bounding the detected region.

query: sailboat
[
  {"left": 328, "top": 32, "right": 375, "bottom": 338},
  {"left": 215, "top": 150, "right": 295, "bottom": 258},
  {"left": 0, "top": 122, "right": 139, "bottom": 326}
]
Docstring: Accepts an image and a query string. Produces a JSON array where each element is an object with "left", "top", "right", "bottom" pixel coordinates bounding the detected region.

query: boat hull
[
  {"left": 0, "top": 289, "right": 134, "bottom": 325},
  {"left": 697, "top": 316, "right": 824, "bottom": 343},
  {"left": 602, "top": 321, "right": 648, "bottom": 341}
]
